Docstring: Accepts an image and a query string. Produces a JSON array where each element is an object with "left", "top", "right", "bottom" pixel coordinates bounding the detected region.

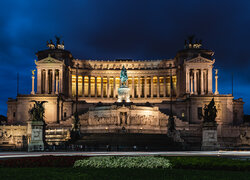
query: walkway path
[{"left": 1, "top": 151, "right": 250, "bottom": 159}]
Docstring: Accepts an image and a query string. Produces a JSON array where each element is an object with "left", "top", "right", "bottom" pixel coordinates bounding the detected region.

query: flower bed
[
  {"left": 0, "top": 156, "right": 87, "bottom": 168},
  {"left": 74, "top": 156, "right": 172, "bottom": 169}
]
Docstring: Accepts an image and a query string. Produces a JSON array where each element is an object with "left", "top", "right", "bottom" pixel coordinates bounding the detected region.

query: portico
[{"left": 185, "top": 55, "right": 215, "bottom": 95}]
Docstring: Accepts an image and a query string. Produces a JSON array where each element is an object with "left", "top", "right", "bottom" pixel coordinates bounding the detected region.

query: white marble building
[{"left": 3, "top": 37, "right": 246, "bottom": 149}]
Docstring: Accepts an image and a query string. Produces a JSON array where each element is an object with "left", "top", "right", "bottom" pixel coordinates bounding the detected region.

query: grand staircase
[{"left": 76, "top": 133, "right": 185, "bottom": 151}]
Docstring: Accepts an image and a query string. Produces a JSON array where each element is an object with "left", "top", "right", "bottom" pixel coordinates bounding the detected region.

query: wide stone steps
[{"left": 76, "top": 133, "right": 185, "bottom": 151}]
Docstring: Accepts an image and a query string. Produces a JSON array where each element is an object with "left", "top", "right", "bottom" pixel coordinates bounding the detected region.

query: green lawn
[{"left": 1, "top": 167, "right": 250, "bottom": 180}]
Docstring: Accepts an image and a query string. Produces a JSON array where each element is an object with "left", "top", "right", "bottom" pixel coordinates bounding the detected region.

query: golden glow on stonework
[
  {"left": 72, "top": 75, "right": 83, "bottom": 96},
  {"left": 84, "top": 76, "right": 89, "bottom": 96},
  {"left": 72, "top": 75, "right": 177, "bottom": 98}
]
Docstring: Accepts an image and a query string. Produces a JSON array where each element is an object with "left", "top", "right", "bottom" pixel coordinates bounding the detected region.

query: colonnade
[
  {"left": 186, "top": 68, "right": 212, "bottom": 95},
  {"left": 37, "top": 68, "right": 63, "bottom": 94},
  {"left": 72, "top": 75, "right": 177, "bottom": 98}
]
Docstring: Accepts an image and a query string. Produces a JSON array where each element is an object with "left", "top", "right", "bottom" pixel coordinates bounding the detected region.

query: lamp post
[
  {"left": 76, "top": 63, "right": 79, "bottom": 115},
  {"left": 168, "top": 63, "right": 175, "bottom": 132},
  {"left": 170, "top": 64, "right": 172, "bottom": 117},
  {"left": 72, "top": 63, "right": 80, "bottom": 136}
]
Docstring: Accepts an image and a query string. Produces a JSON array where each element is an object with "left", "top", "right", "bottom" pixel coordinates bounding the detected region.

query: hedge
[{"left": 74, "top": 156, "right": 172, "bottom": 169}]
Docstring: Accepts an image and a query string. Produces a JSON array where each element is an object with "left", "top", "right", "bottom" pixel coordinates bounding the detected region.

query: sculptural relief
[
  {"left": 239, "top": 132, "right": 250, "bottom": 146},
  {"left": 88, "top": 112, "right": 118, "bottom": 126},
  {"left": 0, "top": 130, "right": 12, "bottom": 140},
  {"left": 129, "top": 114, "right": 158, "bottom": 126},
  {"left": 120, "top": 112, "right": 127, "bottom": 125}
]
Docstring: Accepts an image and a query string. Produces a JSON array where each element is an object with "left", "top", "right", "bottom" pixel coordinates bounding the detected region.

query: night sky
[{"left": 0, "top": 0, "right": 250, "bottom": 115}]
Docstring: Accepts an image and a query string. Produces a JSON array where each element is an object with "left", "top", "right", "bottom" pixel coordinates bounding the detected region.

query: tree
[{"left": 0, "top": 115, "right": 7, "bottom": 125}]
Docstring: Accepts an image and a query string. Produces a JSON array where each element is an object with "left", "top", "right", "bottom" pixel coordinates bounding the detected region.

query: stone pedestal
[
  {"left": 117, "top": 86, "right": 130, "bottom": 102},
  {"left": 201, "top": 122, "right": 219, "bottom": 151},
  {"left": 27, "top": 120, "right": 45, "bottom": 152}
]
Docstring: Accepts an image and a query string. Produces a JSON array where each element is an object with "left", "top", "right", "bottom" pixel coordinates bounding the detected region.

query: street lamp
[{"left": 168, "top": 63, "right": 175, "bottom": 132}]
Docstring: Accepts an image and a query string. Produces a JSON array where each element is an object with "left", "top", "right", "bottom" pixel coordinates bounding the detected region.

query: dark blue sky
[{"left": 0, "top": 0, "right": 250, "bottom": 115}]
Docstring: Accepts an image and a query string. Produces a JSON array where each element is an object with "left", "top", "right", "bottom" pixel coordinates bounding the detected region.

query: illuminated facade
[{"left": 2, "top": 38, "right": 247, "bottom": 149}]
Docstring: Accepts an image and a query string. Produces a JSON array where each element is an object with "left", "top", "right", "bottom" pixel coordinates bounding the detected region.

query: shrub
[{"left": 74, "top": 156, "right": 172, "bottom": 169}]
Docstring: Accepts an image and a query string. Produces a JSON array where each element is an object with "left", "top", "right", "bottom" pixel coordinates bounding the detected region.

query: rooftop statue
[
  {"left": 120, "top": 65, "right": 128, "bottom": 86},
  {"left": 55, "top": 35, "right": 61, "bottom": 45},
  {"left": 32, "top": 69, "right": 36, "bottom": 76}
]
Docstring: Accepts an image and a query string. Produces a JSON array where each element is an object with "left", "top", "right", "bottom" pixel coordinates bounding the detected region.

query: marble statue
[{"left": 117, "top": 66, "right": 130, "bottom": 102}]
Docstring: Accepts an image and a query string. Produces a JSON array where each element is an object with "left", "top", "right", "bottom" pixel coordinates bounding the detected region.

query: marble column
[
  {"left": 107, "top": 76, "right": 110, "bottom": 98},
  {"left": 68, "top": 70, "right": 72, "bottom": 96},
  {"left": 208, "top": 68, "right": 213, "bottom": 94},
  {"left": 82, "top": 75, "right": 85, "bottom": 97},
  {"left": 214, "top": 69, "right": 219, "bottom": 95},
  {"left": 138, "top": 76, "right": 141, "bottom": 98},
  {"left": 157, "top": 76, "right": 160, "bottom": 97},
  {"left": 37, "top": 68, "right": 41, "bottom": 94},
  {"left": 59, "top": 70, "right": 63, "bottom": 93},
  {"left": 88, "top": 75, "right": 91, "bottom": 97},
  {"left": 113, "top": 76, "right": 116, "bottom": 98},
  {"left": 151, "top": 76, "right": 153, "bottom": 98},
  {"left": 200, "top": 69, "right": 204, "bottom": 95},
  {"left": 186, "top": 68, "right": 190, "bottom": 93},
  {"left": 61, "top": 69, "right": 64, "bottom": 94},
  {"left": 95, "top": 76, "right": 97, "bottom": 97},
  {"left": 204, "top": 70, "right": 207, "bottom": 94},
  {"left": 190, "top": 74, "right": 193, "bottom": 94},
  {"left": 170, "top": 75, "right": 172, "bottom": 97},
  {"left": 132, "top": 76, "right": 135, "bottom": 98},
  {"left": 52, "top": 69, "right": 55, "bottom": 94},
  {"left": 144, "top": 76, "right": 147, "bottom": 98},
  {"left": 163, "top": 76, "right": 166, "bottom": 97},
  {"left": 193, "top": 70, "right": 197, "bottom": 95},
  {"left": 76, "top": 70, "right": 78, "bottom": 97},
  {"left": 45, "top": 69, "right": 48, "bottom": 94},
  {"left": 31, "top": 74, "right": 35, "bottom": 95},
  {"left": 101, "top": 76, "right": 103, "bottom": 98},
  {"left": 55, "top": 75, "right": 59, "bottom": 94}
]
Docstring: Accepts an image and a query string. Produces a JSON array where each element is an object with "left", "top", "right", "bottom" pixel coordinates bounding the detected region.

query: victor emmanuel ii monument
[{"left": 0, "top": 36, "right": 248, "bottom": 150}]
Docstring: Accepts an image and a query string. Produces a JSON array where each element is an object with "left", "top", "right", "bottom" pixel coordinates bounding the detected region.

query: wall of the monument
[
  {"left": 0, "top": 125, "right": 27, "bottom": 149},
  {"left": 7, "top": 96, "right": 59, "bottom": 124},
  {"left": 233, "top": 98, "right": 244, "bottom": 125},
  {"left": 187, "top": 96, "right": 234, "bottom": 124}
]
